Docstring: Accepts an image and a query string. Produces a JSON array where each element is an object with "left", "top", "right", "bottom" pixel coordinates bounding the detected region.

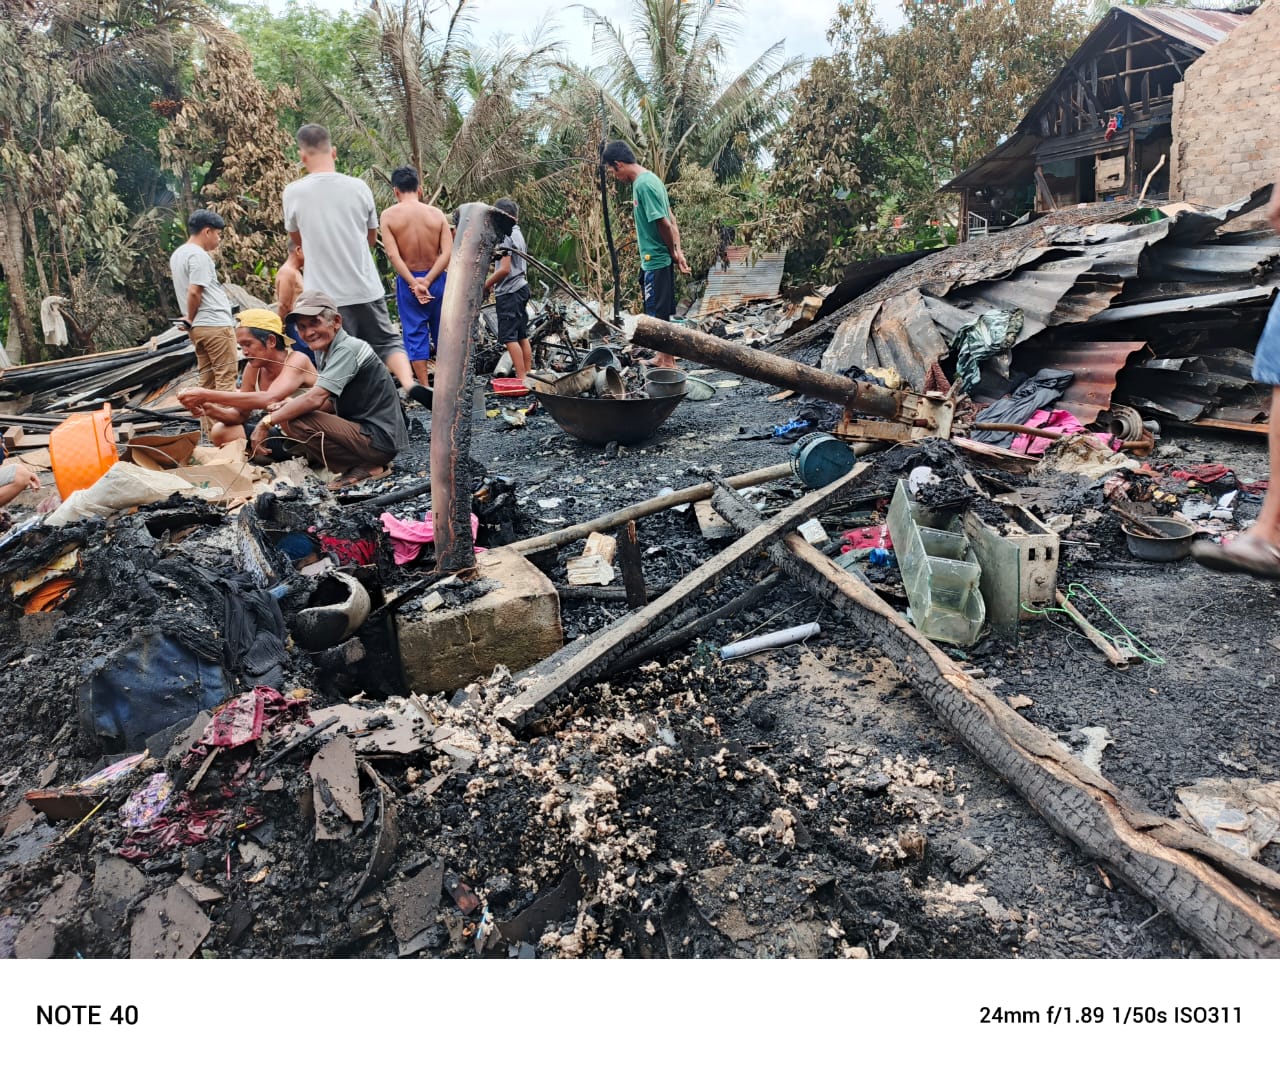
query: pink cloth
[
  {"left": 1009, "top": 409, "right": 1122, "bottom": 456},
  {"left": 381, "top": 511, "right": 481, "bottom": 565},
  {"left": 1010, "top": 410, "right": 1085, "bottom": 455}
]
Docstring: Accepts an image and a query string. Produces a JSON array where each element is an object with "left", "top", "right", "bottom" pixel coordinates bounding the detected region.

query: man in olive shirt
[
  {"left": 602, "top": 141, "right": 690, "bottom": 369},
  {"left": 258, "top": 291, "right": 409, "bottom": 489}
]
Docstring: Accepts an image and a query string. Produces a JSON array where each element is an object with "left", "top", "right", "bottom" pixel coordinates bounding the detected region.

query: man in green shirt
[{"left": 602, "top": 141, "right": 690, "bottom": 369}]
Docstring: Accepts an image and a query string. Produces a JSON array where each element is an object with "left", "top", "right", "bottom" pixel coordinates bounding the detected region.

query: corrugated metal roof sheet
[
  {"left": 1018, "top": 341, "right": 1151, "bottom": 424},
  {"left": 1121, "top": 5, "right": 1248, "bottom": 51},
  {"left": 819, "top": 214, "right": 1175, "bottom": 387},
  {"left": 696, "top": 246, "right": 786, "bottom": 315}
]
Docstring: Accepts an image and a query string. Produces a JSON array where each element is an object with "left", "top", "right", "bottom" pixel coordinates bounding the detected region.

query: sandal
[
  {"left": 1191, "top": 533, "right": 1280, "bottom": 580},
  {"left": 326, "top": 465, "right": 391, "bottom": 492}
]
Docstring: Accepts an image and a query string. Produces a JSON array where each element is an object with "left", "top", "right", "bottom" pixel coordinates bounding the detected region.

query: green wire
[{"left": 1021, "top": 583, "right": 1165, "bottom": 666}]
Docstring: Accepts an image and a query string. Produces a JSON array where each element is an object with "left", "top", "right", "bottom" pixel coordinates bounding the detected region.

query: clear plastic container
[{"left": 887, "top": 480, "right": 985, "bottom": 645}]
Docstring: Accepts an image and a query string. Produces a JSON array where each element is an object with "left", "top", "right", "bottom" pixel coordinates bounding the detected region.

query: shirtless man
[
  {"left": 178, "top": 309, "right": 318, "bottom": 450},
  {"left": 275, "top": 242, "right": 313, "bottom": 360},
  {"left": 380, "top": 166, "right": 451, "bottom": 391}
]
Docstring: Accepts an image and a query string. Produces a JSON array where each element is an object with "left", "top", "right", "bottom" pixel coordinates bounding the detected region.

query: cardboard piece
[
  {"left": 16, "top": 876, "right": 86, "bottom": 959},
  {"left": 125, "top": 431, "right": 200, "bottom": 470},
  {"left": 387, "top": 859, "right": 445, "bottom": 944},
  {"left": 129, "top": 884, "right": 210, "bottom": 959},
  {"left": 92, "top": 856, "right": 148, "bottom": 932},
  {"left": 310, "top": 734, "right": 363, "bottom": 840}
]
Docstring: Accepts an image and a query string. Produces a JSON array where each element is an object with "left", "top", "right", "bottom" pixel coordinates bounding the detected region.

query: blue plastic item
[
  {"left": 789, "top": 432, "right": 857, "bottom": 488},
  {"left": 77, "top": 627, "right": 230, "bottom": 751}
]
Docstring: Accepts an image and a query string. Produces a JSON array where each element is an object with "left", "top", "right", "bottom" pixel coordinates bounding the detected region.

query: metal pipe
[
  {"left": 430, "top": 202, "right": 502, "bottom": 573},
  {"left": 624, "top": 315, "right": 904, "bottom": 419}
]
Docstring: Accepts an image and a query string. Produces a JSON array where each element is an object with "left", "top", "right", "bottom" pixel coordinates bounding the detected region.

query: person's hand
[
  {"left": 249, "top": 420, "right": 273, "bottom": 458},
  {"left": 177, "top": 388, "right": 207, "bottom": 414},
  {"left": 1268, "top": 183, "right": 1280, "bottom": 234},
  {"left": 266, "top": 400, "right": 285, "bottom": 414},
  {"left": 175, "top": 318, "right": 192, "bottom": 334},
  {"left": 18, "top": 468, "right": 40, "bottom": 492},
  {"left": 674, "top": 249, "right": 691, "bottom": 275}
]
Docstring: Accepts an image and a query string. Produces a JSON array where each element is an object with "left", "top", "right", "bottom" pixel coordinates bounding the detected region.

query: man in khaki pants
[{"left": 170, "top": 209, "right": 238, "bottom": 437}]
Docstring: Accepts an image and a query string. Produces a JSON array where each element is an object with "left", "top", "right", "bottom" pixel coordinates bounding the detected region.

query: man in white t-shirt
[
  {"left": 168, "top": 209, "right": 239, "bottom": 437},
  {"left": 282, "top": 124, "right": 428, "bottom": 405}
]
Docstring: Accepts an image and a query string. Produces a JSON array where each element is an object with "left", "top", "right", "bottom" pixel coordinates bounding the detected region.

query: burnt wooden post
[
  {"left": 430, "top": 202, "right": 507, "bottom": 572},
  {"left": 617, "top": 521, "right": 646, "bottom": 608}
]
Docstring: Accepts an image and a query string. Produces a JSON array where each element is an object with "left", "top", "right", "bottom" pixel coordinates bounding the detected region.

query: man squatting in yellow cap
[{"left": 177, "top": 309, "right": 319, "bottom": 452}]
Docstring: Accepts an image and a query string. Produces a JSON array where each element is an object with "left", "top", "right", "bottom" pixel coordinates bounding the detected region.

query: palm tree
[
  {"left": 573, "top": 0, "right": 800, "bottom": 181},
  {"left": 305, "top": 0, "right": 560, "bottom": 205}
]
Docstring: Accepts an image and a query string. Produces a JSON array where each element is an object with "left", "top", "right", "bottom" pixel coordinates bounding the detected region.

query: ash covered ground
[{"left": 1, "top": 356, "right": 1276, "bottom": 959}]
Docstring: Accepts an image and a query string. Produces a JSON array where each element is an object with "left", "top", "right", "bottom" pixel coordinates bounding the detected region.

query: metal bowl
[
  {"left": 535, "top": 391, "right": 686, "bottom": 446},
  {"left": 1122, "top": 516, "right": 1196, "bottom": 562}
]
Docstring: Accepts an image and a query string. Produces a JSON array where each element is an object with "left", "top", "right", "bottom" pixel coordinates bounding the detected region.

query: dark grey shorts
[
  {"left": 496, "top": 286, "right": 530, "bottom": 343},
  {"left": 339, "top": 299, "right": 405, "bottom": 362},
  {"left": 641, "top": 265, "right": 675, "bottom": 320}
]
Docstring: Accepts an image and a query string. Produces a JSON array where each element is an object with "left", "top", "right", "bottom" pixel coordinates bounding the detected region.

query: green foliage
[
  {"left": 229, "top": 1, "right": 365, "bottom": 135},
  {"left": 287, "top": 0, "right": 560, "bottom": 207},
  {"left": 768, "top": 0, "right": 1090, "bottom": 279},
  {"left": 0, "top": 7, "right": 133, "bottom": 357},
  {"left": 160, "top": 33, "right": 298, "bottom": 298}
]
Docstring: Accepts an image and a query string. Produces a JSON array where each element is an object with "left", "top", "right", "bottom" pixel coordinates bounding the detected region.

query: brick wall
[{"left": 1171, "top": 0, "right": 1280, "bottom": 221}]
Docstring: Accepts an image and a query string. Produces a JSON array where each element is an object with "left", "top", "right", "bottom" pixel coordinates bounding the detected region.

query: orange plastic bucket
[{"left": 50, "top": 404, "right": 118, "bottom": 500}]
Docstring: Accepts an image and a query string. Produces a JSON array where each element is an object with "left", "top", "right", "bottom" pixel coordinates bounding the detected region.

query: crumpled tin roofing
[{"left": 695, "top": 246, "right": 787, "bottom": 315}]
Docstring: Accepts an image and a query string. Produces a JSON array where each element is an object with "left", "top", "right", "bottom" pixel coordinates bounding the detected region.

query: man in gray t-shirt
[
  {"left": 256, "top": 290, "right": 408, "bottom": 490},
  {"left": 169, "top": 209, "right": 238, "bottom": 436},
  {"left": 283, "top": 123, "right": 420, "bottom": 399},
  {"left": 483, "top": 198, "right": 532, "bottom": 378}
]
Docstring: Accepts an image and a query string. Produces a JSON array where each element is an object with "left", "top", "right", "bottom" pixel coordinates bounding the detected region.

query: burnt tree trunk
[
  {"left": 0, "top": 192, "right": 37, "bottom": 362},
  {"left": 430, "top": 203, "right": 500, "bottom": 573}
]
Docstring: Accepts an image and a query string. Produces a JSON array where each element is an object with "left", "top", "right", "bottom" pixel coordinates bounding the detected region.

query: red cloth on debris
[
  {"left": 318, "top": 534, "right": 377, "bottom": 566},
  {"left": 118, "top": 802, "right": 263, "bottom": 860},
  {"left": 1170, "top": 463, "right": 1232, "bottom": 485},
  {"left": 840, "top": 525, "right": 892, "bottom": 553},
  {"left": 185, "top": 687, "right": 306, "bottom": 757}
]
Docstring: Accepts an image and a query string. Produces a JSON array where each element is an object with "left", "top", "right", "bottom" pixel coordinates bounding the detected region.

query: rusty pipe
[
  {"left": 430, "top": 202, "right": 504, "bottom": 572},
  {"left": 624, "top": 314, "right": 904, "bottom": 419}
]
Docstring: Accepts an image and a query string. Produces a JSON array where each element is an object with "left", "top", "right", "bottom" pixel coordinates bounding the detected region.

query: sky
[{"left": 272, "top": 0, "right": 908, "bottom": 72}]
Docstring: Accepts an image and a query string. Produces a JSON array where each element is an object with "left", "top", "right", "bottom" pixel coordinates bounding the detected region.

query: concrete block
[{"left": 395, "top": 546, "right": 563, "bottom": 694}]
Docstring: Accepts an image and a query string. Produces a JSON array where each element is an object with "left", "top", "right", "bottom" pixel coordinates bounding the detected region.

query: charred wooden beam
[
  {"left": 711, "top": 483, "right": 1280, "bottom": 959},
  {"left": 494, "top": 463, "right": 870, "bottom": 737},
  {"left": 505, "top": 461, "right": 793, "bottom": 558},
  {"left": 623, "top": 315, "right": 904, "bottom": 420}
]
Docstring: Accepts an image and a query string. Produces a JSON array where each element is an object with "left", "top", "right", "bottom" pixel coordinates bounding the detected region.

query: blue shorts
[
  {"left": 397, "top": 272, "right": 446, "bottom": 364},
  {"left": 1255, "top": 295, "right": 1280, "bottom": 385}
]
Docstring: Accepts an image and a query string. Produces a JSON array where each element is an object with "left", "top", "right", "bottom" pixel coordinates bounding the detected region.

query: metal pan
[{"left": 536, "top": 391, "right": 686, "bottom": 446}]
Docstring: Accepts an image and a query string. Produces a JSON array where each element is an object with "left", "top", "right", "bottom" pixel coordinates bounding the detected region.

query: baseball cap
[
  {"left": 287, "top": 290, "right": 339, "bottom": 320},
  {"left": 235, "top": 308, "right": 286, "bottom": 336}
]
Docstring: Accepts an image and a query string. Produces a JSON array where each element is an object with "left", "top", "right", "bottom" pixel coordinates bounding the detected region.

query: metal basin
[
  {"left": 536, "top": 391, "right": 686, "bottom": 446},
  {"left": 1122, "top": 516, "right": 1196, "bottom": 562}
]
